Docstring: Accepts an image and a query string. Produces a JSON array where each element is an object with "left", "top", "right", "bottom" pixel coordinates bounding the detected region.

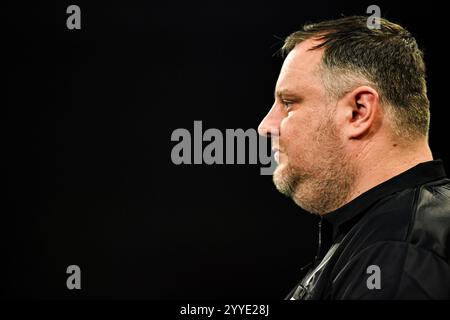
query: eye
[{"left": 282, "top": 100, "right": 294, "bottom": 110}]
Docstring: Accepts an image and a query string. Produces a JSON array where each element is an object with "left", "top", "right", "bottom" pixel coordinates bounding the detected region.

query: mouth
[{"left": 272, "top": 147, "right": 280, "bottom": 163}]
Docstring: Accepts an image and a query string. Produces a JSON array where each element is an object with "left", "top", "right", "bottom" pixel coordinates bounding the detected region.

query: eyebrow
[{"left": 275, "top": 89, "right": 300, "bottom": 100}]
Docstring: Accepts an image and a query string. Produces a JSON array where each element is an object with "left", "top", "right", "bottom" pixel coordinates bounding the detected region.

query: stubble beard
[{"left": 273, "top": 123, "right": 357, "bottom": 215}]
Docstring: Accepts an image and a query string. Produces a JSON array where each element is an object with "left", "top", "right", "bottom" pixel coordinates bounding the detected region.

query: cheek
[
  {"left": 280, "top": 112, "right": 305, "bottom": 137},
  {"left": 279, "top": 114, "right": 309, "bottom": 155},
  {"left": 279, "top": 116, "right": 295, "bottom": 146},
  {"left": 280, "top": 112, "right": 323, "bottom": 161}
]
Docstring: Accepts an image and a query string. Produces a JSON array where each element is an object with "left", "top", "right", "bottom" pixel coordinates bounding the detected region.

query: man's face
[{"left": 258, "top": 39, "right": 356, "bottom": 214}]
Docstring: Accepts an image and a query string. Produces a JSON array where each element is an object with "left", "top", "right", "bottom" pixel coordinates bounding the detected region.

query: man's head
[{"left": 258, "top": 16, "right": 431, "bottom": 215}]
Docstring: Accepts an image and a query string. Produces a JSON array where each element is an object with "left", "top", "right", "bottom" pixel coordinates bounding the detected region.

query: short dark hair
[{"left": 282, "top": 16, "right": 430, "bottom": 139}]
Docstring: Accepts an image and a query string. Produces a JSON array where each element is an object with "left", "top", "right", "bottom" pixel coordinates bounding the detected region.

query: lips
[{"left": 272, "top": 147, "right": 280, "bottom": 163}]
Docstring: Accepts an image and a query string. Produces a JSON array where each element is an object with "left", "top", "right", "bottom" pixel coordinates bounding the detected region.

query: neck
[{"left": 346, "top": 139, "right": 433, "bottom": 204}]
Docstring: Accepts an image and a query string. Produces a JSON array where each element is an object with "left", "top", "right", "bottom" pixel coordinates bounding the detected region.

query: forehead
[{"left": 276, "top": 39, "right": 325, "bottom": 96}]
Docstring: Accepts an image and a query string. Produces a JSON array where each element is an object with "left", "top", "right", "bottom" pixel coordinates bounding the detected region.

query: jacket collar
[{"left": 322, "top": 159, "right": 447, "bottom": 228}]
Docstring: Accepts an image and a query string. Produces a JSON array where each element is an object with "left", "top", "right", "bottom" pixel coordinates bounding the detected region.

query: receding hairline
[{"left": 282, "top": 32, "right": 333, "bottom": 57}]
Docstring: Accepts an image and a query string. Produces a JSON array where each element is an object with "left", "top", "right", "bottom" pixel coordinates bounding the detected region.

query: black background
[{"left": 5, "top": 0, "right": 449, "bottom": 299}]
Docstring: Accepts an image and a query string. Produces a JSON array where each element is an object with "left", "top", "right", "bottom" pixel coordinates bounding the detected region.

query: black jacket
[{"left": 286, "top": 160, "right": 450, "bottom": 300}]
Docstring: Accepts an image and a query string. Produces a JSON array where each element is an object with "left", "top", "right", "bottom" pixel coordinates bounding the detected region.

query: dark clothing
[{"left": 286, "top": 160, "right": 450, "bottom": 300}]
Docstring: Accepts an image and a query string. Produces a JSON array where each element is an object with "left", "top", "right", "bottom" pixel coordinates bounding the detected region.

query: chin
[
  {"left": 272, "top": 163, "right": 287, "bottom": 186},
  {"left": 272, "top": 162, "right": 298, "bottom": 197},
  {"left": 272, "top": 162, "right": 318, "bottom": 212}
]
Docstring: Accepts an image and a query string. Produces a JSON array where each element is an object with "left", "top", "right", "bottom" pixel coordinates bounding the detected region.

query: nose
[{"left": 258, "top": 102, "right": 284, "bottom": 138}]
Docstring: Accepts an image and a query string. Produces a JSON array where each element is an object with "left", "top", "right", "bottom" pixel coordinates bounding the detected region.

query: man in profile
[{"left": 258, "top": 16, "right": 450, "bottom": 299}]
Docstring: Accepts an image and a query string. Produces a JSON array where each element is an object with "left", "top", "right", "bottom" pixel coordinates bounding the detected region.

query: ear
[{"left": 337, "top": 86, "right": 382, "bottom": 140}]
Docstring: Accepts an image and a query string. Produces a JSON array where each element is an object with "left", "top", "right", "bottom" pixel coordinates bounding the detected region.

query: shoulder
[
  {"left": 331, "top": 240, "right": 450, "bottom": 299},
  {"left": 329, "top": 179, "right": 450, "bottom": 299},
  {"left": 346, "top": 178, "right": 450, "bottom": 261},
  {"left": 409, "top": 178, "right": 450, "bottom": 261}
]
